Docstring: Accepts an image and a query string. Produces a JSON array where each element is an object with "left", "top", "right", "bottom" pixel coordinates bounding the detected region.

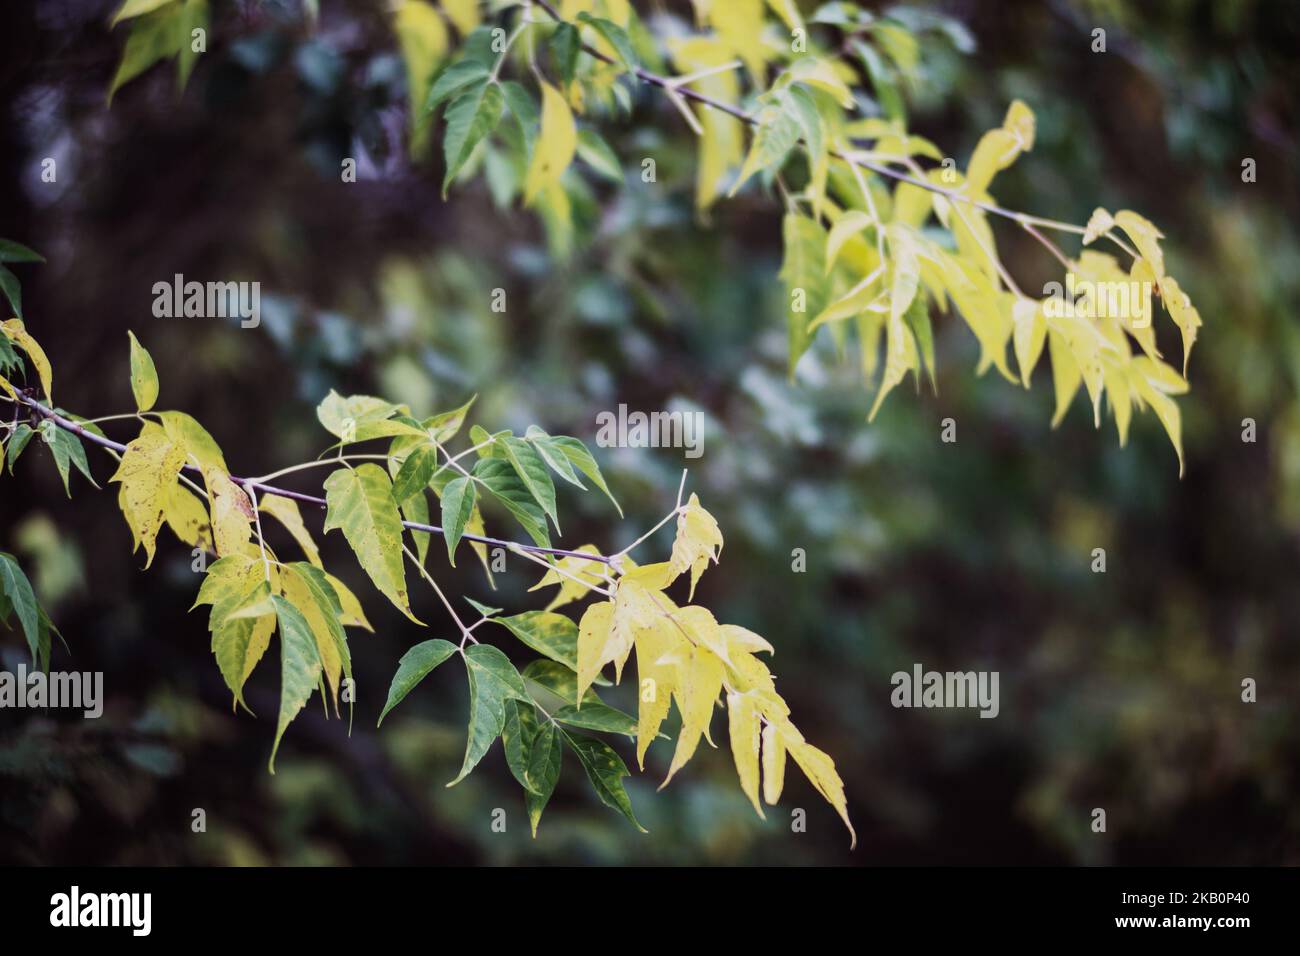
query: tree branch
[
  {"left": 7, "top": 392, "right": 612, "bottom": 565},
  {"left": 532, "top": 0, "right": 1094, "bottom": 239}
]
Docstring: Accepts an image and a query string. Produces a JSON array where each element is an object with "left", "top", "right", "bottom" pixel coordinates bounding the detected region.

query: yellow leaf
[
  {"left": 633, "top": 617, "right": 686, "bottom": 768},
  {"left": 788, "top": 57, "right": 855, "bottom": 109},
  {"left": 529, "top": 543, "right": 607, "bottom": 611},
  {"left": 1002, "top": 99, "right": 1035, "bottom": 151},
  {"left": 326, "top": 572, "right": 373, "bottom": 632},
  {"left": 727, "top": 692, "right": 763, "bottom": 816},
  {"left": 1104, "top": 362, "right": 1132, "bottom": 446},
  {"left": 2, "top": 320, "right": 53, "bottom": 403},
  {"left": 1114, "top": 209, "right": 1165, "bottom": 278},
  {"left": 524, "top": 81, "right": 577, "bottom": 206},
  {"left": 669, "top": 493, "right": 723, "bottom": 597},
  {"left": 721, "top": 623, "right": 774, "bottom": 656},
  {"left": 1048, "top": 328, "right": 1082, "bottom": 428},
  {"left": 1129, "top": 364, "right": 1185, "bottom": 476},
  {"left": 662, "top": 644, "right": 723, "bottom": 787},
  {"left": 1011, "top": 298, "right": 1046, "bottom": 387},
  {"left": 783, "top": 725, "right": 856, "bottom": 848},
  {"left": 440, "top": 0, "right": 480, "bottom": 35},
  {"left": 576, "top": 599, "right": 615, "bottom": 701},
  {"left": 671, "top": 38, "right": 744, "bottom": 212},
  {"left": 127, "top": 330, "right": 159, "bottom": 412},
  {"left": 1082, "top": 207, "right": 1113, "bottom": 246},
  {"left": 761, "top": 721, "right": 785, "bottom": 804},
  {"left": 824, "top": 210, "right": 876, "bottom": 276},
  {"left": 206, "top": 470, "right": 254, "bottom": 558},
  {"left": 676, "top": 604, "right": 729, "bottom": 672},
  {"left": 159, "top": 411, "right": 228, "bottom": 473},
  {"left": 393, "top": 0, "right": 449, "bottom": 156},
  {"left": 709, "top": 0, "right": 769, "bottom": 82},
  {"left": 1158, "top": 274, "right": 1201, "bottom": 376},
  {"left": 808, "top": 279, "right": 882, "bottom": 334},
  {"left": 764, "top": 0, "right": 802, "bottom": 31},
  {"left": 259, "top": 494, "right": 322, "bottom": 567}
]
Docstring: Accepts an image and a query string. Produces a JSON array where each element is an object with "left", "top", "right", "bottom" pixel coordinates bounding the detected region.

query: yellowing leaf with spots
[{"left": 111, "top": 425, "right": 187, "bottom": 568}]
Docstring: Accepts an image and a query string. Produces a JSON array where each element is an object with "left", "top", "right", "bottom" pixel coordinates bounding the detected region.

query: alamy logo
[
  {"left": 890, "top": 664, "right": 999, "bottom": 718},
  {"left": 1042, "top": 272, "right": 1152, "bottom": 327},
  {"left": 0, "top": 664, "right": 102, "bottom": 718},
  {"left": 50, "top": 886, "right": 151, "bottom": 936},
  {"left": 152, "top": 273, "right": 261, "bottom": 328},
  {"left": 594, "top": 404, "right": 704, "bottom": 459}
]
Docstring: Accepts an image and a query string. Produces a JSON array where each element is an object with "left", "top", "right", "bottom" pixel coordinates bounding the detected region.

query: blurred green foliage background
[{"left": 2, "top": 0, "right": 1298, "bottom": 865}]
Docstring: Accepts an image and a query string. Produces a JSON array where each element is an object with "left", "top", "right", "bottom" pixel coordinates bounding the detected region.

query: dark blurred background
[{"left": 2, "top": 0, "right": 1299, "bottom": 865}]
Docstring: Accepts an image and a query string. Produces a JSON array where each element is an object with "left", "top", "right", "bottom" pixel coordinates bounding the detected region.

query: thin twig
[{"left": 9, "top": 394, "right": 612, "bottom": 565}]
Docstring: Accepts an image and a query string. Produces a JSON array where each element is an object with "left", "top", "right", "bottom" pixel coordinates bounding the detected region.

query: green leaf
[
  {"left": 522, "top": 659, "right": 609, "bottom": 704},
  {"left": 499, "top": 435, "right": 558, "bottom": 529},
  {"left": 269, "top": 595, "right": 324, "bottom": 772},
  {"left": 109, "top": 5, "right": 185, "bottom": 102},
  {"left": 548, "top": 22, "right": 580, "bottom": 84},
  {"left": 194, "top": 556, "right": 275, "bottom": 710},
  {"left": 391, "top": 443, "right": 440, "bottom": 504},
  {"left": 730, "top": 93, "right": 801, "bottom": 196},
  {"left": 38, "top": 421, "right": 97, "bottom": 497},
  {"left": 378, "top": 638, "right": 457, "bottom": 725},
  {"left": 903, "top": 291, "right": 936, "bottom": 390},
  {"left": 0, "top": 239, "right": 45, "bottom": 264},
  {"left": 6, "top": 423, "right": 33, "bottom": 473},
  {"left": 442, "top": 80, "right": 504, "bottom": 196},
  {"left": 176, "top": 0, "right": 208, "bottom": 92},
  {"left": 576, "top": 13, "right": 638, "bottom": 76},
  {"left": 0, "top": 552, "right": 41, "bottom": 665},
  {"left": 561, "top": 730, "right": 645, "bottom": 831},
  {"left": 111, "top": 0, "right": 174, "bottom": 27},
  {"left": 0, "top": 329, "right": 21, "bottom": 375},
  {"left": 400, "top": 485, "right": 431, "bottom": 566},
  {"left": 502, "top": 699, "right": 543, "bottom": 794},
  {"left": 472, "top": 456, "right": 551, "bottom": 548},
  {"left": 576, "top": 129, "right": 623, "bottom": 182},
  {"left": 525, "top": 720, "right": 562, "bottom": 835},
  {"left": 448, "top": 643, "right": 530, "bottom": 786},
  {"left": 779, "top": 213, "right": 828, "bottom": 377},
  {"left": 440, "top": 475, "right": 477, "bottom": 566},
  {"left": 127, "top": 330, "right": 160, "bottom": 412},
  {"left": 0, "top": 264, "right": 22, "bottom": 320},
  {"left": 424, "top": 395, "right": 477, "bottom": 445},
  {"left": 785, "top": 83, "right": 824, "bottom": 160},
  {"left": 493, "top": 610, "right": 579, "bottom": 669},
  {"left": 853, "top": 39, "right": 905, "bottom": 122},
  {"left": 283, "top": 562, "right": 352, "bottom": 717},
  {"left": 552, "top": 701, "right": 637, "bottom": 737},
  {"left": 315, "top": 390, "right": 403, "bottom": 442},
  {"left": 424, "top": 58, "right": 490, "bottom": 114},
  {"left": 546, "top": 436, "right": 621, "bottom": 516},
  {"left": 499, "top": 80, "right": 539, "bottom": 154},
  {"left": 464, "top": 597, "right": 501, "bottom": 618},
  {"left": 523, "top": 426, "right": 584, "bottom": 487},
  {"left": 322, "top": 464, "right": 420, "bottom": 622}
]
